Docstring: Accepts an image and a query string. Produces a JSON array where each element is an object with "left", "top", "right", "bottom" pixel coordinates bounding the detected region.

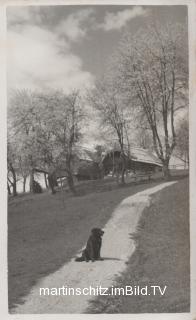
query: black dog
[{"left": 75, "top": 228, "right": 104, "bottom": 262}]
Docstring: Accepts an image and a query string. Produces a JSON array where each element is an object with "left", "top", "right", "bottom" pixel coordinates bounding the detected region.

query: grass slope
[
  {"left": 8, "top": 178, "right": 162, "bottom": 310},
  {"left": 87, "top": 178, "right": 190, "bottom": 313}
]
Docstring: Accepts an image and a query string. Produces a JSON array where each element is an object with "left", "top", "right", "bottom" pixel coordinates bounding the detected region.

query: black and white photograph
[{"left": 2, "top": 0, "right": 195, "bottom": 317}]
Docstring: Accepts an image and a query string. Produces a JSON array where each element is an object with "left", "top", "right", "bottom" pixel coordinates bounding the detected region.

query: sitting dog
[{"left": 75, "top": 228, "right": 104, "bottom": 262}]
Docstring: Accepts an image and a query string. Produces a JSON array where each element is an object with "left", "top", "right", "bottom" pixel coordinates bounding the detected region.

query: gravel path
[{"left": 12, "top": 181, "right": 176, "bottom": 314}]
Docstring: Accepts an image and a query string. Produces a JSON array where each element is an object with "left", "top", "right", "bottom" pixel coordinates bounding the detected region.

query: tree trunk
[
  {"left": 54, "top": 177, "right": 58, "bottom": 187},
  {"left": 120, "top": 154, "right": 126, "bottom": 185},
  {"left": 7, "top": 182, "right": 11, "bottom": 195},
  {"left": 29, "top": 169, "right": 34, "bottom": 193},
  {"left": 12, "top": 180, "right": 17, "bottom": 196},
  {"left": 23, "top": 176, "right": 26, "bottom": 193},
  {"left": 48, "top": 173, "right": 56, "bottom": 194},
  {"left": 117, "top": 174, "right": 120, "bottom": 185},
  {"left": 99, "top": 167, "right": 104, "bottom": 179},
  {"left": 9, "top": 166, "right": 17, "bottom": 196},
  {"left": 66, "top": 155, "right": 76, "bottom": 194},
  {"left": 67, "top": 172, "right": 76, "bottom": 195},
  {"left": 121, "top": 168, "right": 126, "bottom": 184},
  {"left": 162, "top": 161, "right": 171, "bottom": 180},
  {"left": 44, "top": 172, "right": 48, "bottom": 188},
  {"left": 99, "top": 162, "right": 105, "bottom": 179}
]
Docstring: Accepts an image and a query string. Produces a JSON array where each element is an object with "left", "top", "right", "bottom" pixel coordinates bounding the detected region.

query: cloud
[
  {"left": 7, "top": 6, "right": 43, "bottom": 26},
  {"left": 100, "top": 7, "right": 148, "bottom": 31},
  {"left": 7, "top": 11, "right": 94, "bottom": 93},
  {"left": 56, "top": 8, "right": 94, "bottom": 42},
  {"left": 6, "top": 6, "right": 147, "bottom": 95}
]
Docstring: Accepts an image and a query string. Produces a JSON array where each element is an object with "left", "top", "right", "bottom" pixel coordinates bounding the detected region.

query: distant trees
[
  {"left": 8, "top": 89, "right": 84, "bottom": 195},
  {"left": 109, "top": 23, "right": 188, "bottom": 179}
]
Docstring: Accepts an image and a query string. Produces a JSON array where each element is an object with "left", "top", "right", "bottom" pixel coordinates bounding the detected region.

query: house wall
[
  {"left": 76, "top": 161, "right": 101, "bottom": 180},
  {"left": 102, "top": 152, "right": 160, "bottom": 174}
]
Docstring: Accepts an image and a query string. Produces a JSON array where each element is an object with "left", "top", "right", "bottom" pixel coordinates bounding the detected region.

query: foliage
[
  {"left": 89, "top": 76, "right": 131, "bottom": 184},
  {"left": 8, "top": 89, "right": 85, "bottom": 194},
  {"left": 111, "top": 22, "right": 188, "bottom": 178},
  {"left": 32, "top": 180, "right": 43, "bottom": 193}
]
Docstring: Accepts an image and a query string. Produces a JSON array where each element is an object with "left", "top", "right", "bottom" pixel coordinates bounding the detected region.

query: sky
[
  {"left": 7, "top": 5, "right": 187, "bottom": 92},
  {"left": 7, "top": 5, "right": 188, "bottom": 146}
]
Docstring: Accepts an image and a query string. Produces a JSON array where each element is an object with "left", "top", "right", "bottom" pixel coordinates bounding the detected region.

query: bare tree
[
  {"left": 133, "top": 123, "right": 153, "bottom": 150},
  {"left": 7, "top": 141, "right": 18, "bottom": 196},
  {"left": 17, "top": 155, "right": 30, "bottom": 193},
  {"left": 36, "top": 90, "right": 85, "bottom": 194},
  {"left": 8, "top": 89, "right": 84, "bottom": 195},
  {"left": 8, "top": 89, "right": 39, "bottom": 192},
  {"left": 7, "top": 182, "right": 11, "bottom": 195},
  {"left": 94, "top": 144, "right": 106, "bottom": 178},
  {"left": 113, "top": 22, "right": 188, "bottom": 179},
  {"left": 89, "top": 78, "right": 131, "bottom": 184}
]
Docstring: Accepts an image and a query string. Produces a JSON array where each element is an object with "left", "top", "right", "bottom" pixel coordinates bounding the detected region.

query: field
[{"left": 8, "top": 174, "right": 189, "bottom": 312}]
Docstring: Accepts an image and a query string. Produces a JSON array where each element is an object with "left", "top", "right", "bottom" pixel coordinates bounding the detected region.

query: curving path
[{"left": 12, "top": 181, "right": 177, "bottom": 314}]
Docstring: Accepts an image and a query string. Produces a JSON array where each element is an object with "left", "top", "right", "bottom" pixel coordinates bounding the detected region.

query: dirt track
[{"left": 12, "top": 181, "right": 176, "bottom": 314}]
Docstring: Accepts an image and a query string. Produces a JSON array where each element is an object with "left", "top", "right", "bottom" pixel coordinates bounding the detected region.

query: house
[
  {"left": 54, "top": 146, "right": 163, "bottom": 183},
  {"left": 101, "top": 146, "right": 162, "bottom": 174},
  {"left": 169, "top": 155, "right": 189, "bottom": 170},
  {"left": 73, "top": 147, "right": 101, "bottom": 180}
]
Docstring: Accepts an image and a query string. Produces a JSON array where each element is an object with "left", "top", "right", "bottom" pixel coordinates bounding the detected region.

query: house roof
[
  {"left": 102, "top": 146, "right": 162, "bottom": 167},
  {"left": 130, "top": 147, "right": 162, "bottom": 167}
]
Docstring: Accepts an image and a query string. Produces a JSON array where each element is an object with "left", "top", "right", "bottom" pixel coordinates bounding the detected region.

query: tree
[
  {"left": 135, "top": 128, "right": 153, "bottom": 150},
  {"left": 8, "top": 89, "right": 85, "bottom": 195},
  {"left": 175, "top": 116, "right": 189, "bottom": 167},
  {"left": 7, "top": 182, "right": 11, "bottom": 195},
  {"left": 17, "top": 155, "right": 29, "bottom": 193},
  {"left": 112, "top": 22, "right": 188, "bottom": 179},
  {"left": 8, "top": 89, "right": 40, "bottom": 192},
  {"left": 7, "top": 141, "right": 18, "bottom": 196},
  {"left": 36, "top": 90, "right": 84, "bottom": 194},
  {"left": 94, "top": 145, "right": 106, "bottom": 178},
  {"left": 44, "top": 172, "right": 49, "bottom": 189},
  {"left": 89, "top": 78, "right": 131, "bottom": 184}
]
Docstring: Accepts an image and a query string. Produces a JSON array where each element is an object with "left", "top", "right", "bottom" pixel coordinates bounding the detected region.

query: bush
[{"left": 32, "top": 180, "right": 42, "bottom": 193}]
